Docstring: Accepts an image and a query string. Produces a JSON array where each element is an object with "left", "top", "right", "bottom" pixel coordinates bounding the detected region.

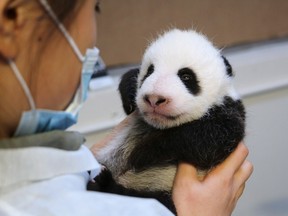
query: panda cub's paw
[{"left": 87, "top": 167, "right": 114, "bottom": 192}]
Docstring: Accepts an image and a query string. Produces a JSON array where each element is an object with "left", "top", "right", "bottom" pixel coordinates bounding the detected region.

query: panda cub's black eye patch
[
  {"left": 141, "top": 64, "right": 154, "bottom": 85},
  {"left": 178, "top": 68, "right": 201, "bottom": 95}
]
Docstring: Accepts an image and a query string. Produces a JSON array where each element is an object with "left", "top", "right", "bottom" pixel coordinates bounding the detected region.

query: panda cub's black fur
[{"left": 87, "top": 29, "right": 246, "bottom": 214}]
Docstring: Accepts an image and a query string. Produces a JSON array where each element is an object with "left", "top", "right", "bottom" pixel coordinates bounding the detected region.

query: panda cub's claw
[{"left": 87, "top": 167, "right": 114, "bottom": 192}]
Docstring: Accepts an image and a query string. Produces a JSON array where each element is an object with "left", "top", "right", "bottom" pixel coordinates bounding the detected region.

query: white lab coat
[{"left": 0, "top": 145, "right": 173, "bottom": 216}]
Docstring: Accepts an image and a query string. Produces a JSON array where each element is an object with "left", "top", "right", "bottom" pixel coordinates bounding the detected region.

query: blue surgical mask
[{"left": 11, "top": 0, "right": 100, "bottom": 137}]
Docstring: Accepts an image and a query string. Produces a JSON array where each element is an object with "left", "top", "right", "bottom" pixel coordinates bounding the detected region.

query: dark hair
[{"left": 47, "top": 0, "right": 81, "bottom": 23}]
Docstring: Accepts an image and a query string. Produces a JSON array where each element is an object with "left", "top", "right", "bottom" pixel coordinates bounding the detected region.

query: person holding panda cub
[{"left": 0, "top": 0, "right": 253, "bottom": 215}]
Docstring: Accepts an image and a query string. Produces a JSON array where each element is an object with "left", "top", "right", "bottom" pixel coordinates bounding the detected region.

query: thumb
[{"left": 174, "top": 162, "right": 200, "bottom": 184}]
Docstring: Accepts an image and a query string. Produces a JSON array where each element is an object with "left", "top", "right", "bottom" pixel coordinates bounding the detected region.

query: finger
[
  {"left": 212, "top": 142, "right": 249, "bottom": 176},
  {"left": 234, "top": 160, "right": 254, "bottom": 186},
  {"left": 236, "top": 183, "right": 246, "bottom": 200},
  {"left": 175, "top": 162, "right": 199, "bottom": 184}
]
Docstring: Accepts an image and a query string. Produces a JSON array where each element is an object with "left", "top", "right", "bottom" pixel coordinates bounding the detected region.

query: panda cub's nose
[{"left": 144, "top": 94, "right": 168, "bottom": 107}]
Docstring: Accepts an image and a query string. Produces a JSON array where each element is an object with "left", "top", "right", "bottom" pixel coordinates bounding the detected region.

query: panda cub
[{"left": 88, "top": 29, "right": 245, "bottom": 214}]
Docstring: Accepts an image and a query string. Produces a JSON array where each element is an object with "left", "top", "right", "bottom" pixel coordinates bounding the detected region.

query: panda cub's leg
[{"left": 87, "top": 167, "right": 177, "bottom": 214}]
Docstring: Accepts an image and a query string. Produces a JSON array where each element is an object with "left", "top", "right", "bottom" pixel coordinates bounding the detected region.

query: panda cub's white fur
[{"left": 136, "top": 29, "right": 238, "bottom": 129}]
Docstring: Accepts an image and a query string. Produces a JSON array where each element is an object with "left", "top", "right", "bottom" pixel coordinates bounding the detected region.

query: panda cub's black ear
[
  {"left": 222, "top": 56, "right": 233, "bottom": 77},
  {"left": 118, "top": 68, "right": 140, "bottom": 115}
]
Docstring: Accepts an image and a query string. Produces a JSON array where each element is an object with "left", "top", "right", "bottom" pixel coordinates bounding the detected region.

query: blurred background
[{"left": 70, "top": 0, "right": 288, "bottom": 215}]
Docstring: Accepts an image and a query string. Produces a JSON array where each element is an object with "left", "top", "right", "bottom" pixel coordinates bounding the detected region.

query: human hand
[{"left": 172, "top": 142, "right": 253, "bottom": 216}]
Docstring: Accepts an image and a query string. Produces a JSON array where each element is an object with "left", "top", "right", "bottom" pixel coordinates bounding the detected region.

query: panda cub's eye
[
  {"left": 178, "top": 67, "right": 201, "bottom": 95},
  {"left": 178, "top": 68, "right": 194, "bottom": 81},
  {"left": 181, "top": 73, "right": 192, "bottom": 81}
]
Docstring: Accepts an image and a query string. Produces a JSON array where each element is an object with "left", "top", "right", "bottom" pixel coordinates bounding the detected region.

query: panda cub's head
[{"left": 136, "top": 29, "right": 238, "bottom": 129}]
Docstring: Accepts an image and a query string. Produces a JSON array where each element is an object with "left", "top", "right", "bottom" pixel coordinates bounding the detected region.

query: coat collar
[{"left": 0, "top": 131, "right": 100, "bottom": 189}]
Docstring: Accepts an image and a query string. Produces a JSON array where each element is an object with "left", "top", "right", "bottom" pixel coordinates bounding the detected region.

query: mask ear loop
[
  {"left": 8, "top": 60, "right": 36, "bottom": 110},
  {"left": 37, "top": 0, "right": 85, "bottom": 115},
  {"left": 38, "top": 0, "right": 85, "bottom": 62}
]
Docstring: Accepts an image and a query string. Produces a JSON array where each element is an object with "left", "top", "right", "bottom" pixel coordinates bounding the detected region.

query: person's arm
[{"left": 172, "top": 142, "right": 253, "bottom": 216}]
